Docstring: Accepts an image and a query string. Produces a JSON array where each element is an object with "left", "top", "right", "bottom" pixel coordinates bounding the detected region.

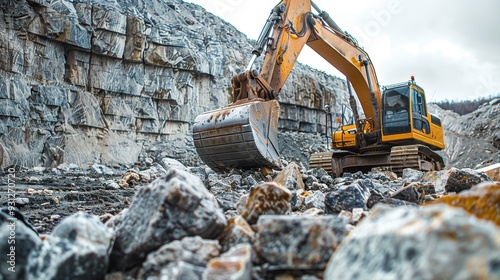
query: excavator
[{"left": 192, "top": 0, "right": 445, "bottom": 176}]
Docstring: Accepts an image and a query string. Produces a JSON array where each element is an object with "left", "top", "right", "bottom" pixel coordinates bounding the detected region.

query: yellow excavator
[{"left": 193, "top": 0, "right": 445, "bottom": 176}]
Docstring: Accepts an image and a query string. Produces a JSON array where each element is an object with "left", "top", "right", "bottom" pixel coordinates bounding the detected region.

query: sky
[{"left": 185, "top": 0, "right": 500, "bottom": 102}]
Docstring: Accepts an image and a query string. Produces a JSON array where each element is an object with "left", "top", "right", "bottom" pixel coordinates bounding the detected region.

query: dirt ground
[{"left": 1, "top": 167, "right": 136, "bottom": 234}]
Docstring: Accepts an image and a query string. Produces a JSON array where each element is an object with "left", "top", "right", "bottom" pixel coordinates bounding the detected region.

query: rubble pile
[{"left": 1, "top": 160, "right": 499, "bottom": 279}]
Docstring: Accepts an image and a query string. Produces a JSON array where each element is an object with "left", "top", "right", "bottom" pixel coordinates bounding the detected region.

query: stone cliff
[
  {"left": 0, "top": 0, "right": 349, "bottom": 168},
  {"left": 429, "top": 100, "right": 500, "bottom": 169}
]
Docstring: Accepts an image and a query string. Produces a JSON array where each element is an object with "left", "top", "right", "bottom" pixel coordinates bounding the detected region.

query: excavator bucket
[{"left": 193, "top": 100, "right": 282, "bottom": 173}]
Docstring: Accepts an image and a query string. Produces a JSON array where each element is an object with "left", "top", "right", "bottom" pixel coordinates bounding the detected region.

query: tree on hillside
[{"left": 433, "top": 94, "right": 500, "bottom": 115}]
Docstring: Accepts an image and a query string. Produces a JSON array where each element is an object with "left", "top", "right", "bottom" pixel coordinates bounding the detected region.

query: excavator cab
[{"left": 381, "top": 77, "right": 445, "bottom": 151}]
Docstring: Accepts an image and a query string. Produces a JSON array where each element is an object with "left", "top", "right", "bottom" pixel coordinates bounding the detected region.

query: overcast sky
[{"left": 186, "top": 0, "right": 500, "bottom": 102}]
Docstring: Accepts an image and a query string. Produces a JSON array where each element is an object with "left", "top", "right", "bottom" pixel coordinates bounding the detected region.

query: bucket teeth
[{"left": 193, "top": 100, "right": 281, "bottom": 173}]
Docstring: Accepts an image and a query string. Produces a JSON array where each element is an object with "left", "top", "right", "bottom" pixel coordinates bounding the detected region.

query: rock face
[
  {"left": 324, "top": 204, "right": 500, "bottom": 280},
  {"left": 109, "top": 168, "right": 227, "bottom": 271},
  {"left": 429, "top": 101, "right": 500, "bottom": 169},
  {"left": 0, "top": 0, "right": 349, "bottom": 169}
]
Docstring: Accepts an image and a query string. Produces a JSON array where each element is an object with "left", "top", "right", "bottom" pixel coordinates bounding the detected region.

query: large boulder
[
  {"left": 109, "top": 168, "right": 227, "bottom": 271},
  {"left": 27, "top": 212, "right": 114, "bottom": 280},
  {"left": 0, "top": 208, "right": 41, "bottom": 280},
  {"left": 325, "top": 204, "right": 500, "bottom": 279}
]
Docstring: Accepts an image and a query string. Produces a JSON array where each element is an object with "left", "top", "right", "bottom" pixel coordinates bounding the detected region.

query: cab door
[{"left": 411, "top": 87, "right": 430, "bottom": 135}]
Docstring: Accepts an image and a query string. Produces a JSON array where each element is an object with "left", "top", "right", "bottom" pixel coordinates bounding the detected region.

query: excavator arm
[{"left": 193, "top": 0, "right": 382, "bottom": 172}]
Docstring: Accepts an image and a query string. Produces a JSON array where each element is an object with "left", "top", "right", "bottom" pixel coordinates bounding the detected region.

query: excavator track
[
  {"left": 309, "top": 144, "right": 444, "bottom": 177},
  {"left": 390, "top": 144, "right": 444, "bottom": 175}
]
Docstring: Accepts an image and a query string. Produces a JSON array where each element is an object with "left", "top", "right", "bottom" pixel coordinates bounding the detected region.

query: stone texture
[
  {"left": 219, "top": 216, "right": 256, "bottom": 253},
  {"left": 158, "top": 261, "right": 206, "bottom": 280},
  {"left": 402, "top": 168, "right": 424, "bottom": 183},
  {"left": 429, "top": 181, "right": 500, "bottom": 226},
  {"left": 422, "top": 167, "right": 492, "bottom": 194},
  {"left": 0, "top": 208, "right": 41, "bottom": 280},
  {"left": 428, "top": 102, "right": 500, "bottom": 169},
  {"left": 324, "top": 204, "right": 500, "bottom": 280},
  {"left": 0, "top": 0, "right": 350, "bottom": 169},
  {"left": 443, "top": 167, "right": 492, "bottom": 193},
  {"left": 109, "top": 168, "right": 227, "bottom": 271},
  {"left": 324, "top": 179, "right": 371, "bottom": 213},
  {"left": 205, "top": 244, "right": 253, "bottom": 280},
  {"left": 254, "top": 215, "right": 347, "bottom": 269},
  {"left": 273, "top": 162, "right": 305, "bottom": 190},
  {"left": 26, "top": 212, "right": 114, "bottom": 280},
  {"left": 304, "top": 190, "right": 325, "bottom": 210},
  {"left": 240, "top": 182, "right": 291, "bottom": 225},
  {"left": 138, "top": 236, "right": 220, "bottom": 279}
]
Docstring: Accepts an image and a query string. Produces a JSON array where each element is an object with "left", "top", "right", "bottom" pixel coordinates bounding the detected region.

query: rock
[
  {"left": 104, "top": 180, "right": 121, "bottom": 190},
  {"left": 0, "top": 208, "right": 41, "bottom": 280},
  {"left": 208, "top": 173, "right": 231, "bottom": 193},
  {"left": 476, "top": 163, "right": 500, "bottom": 182},
  {"left": 160, "top": 157, "right": 188, "bottom": 172},
  {"left": 254, "top": 215, "right": 347, "bottom": 269},
  {"left": 303, "top": 174, "right": 319, "bottom": 188},
  {"left": 443, "top": 167, "right": 492, "bottom": 193},
  {"left": 402, "top": 168, "right": 423, "bottom": 183},
  {"left": 273, "top": 162, "right": 304, "bottom": 190},
  {"left": 14, "top": 197, "right": 30, "bottom": 207},
  {"left": 304, "top": 190, "right": 325, "bottom": 210},
  {"left": 215, "top": 191, "right": 241, "bottom": 212},
  {"left": 308, "top": 181, "right": 330, "bottom": 192},
  {"left": 391, "top": 182, "right": 422, "bottom": 204},
  {"left": 117, "top": 170, "right": 141, "bottom": 188},
  {"left": 189, "top": 166, "right": 209, "bottom": 184},
  {"left": 324, "top": 179, "right": 371, "bottom": 213},
  {"left": 423, "top": 167, "right": 492, "bottom": 194},
  {"left": 367, "top": 191, "right": 418, "bottom": 209},
  {"left": 302, "top": 207, "right": 324, "bottom": 216},
  {"left": 367, "top": 170, "right": 398, "bottom": 181},
  {"left": 235, "top": 194, "right": 249, "bottom": 214},
  {"left": 27, "top": 212, "right": 114, "bottom": 280},
  {"left": 240, "top": 182, "right": 291, "bottom": 225},
  {"left": 91, "top": 163, "right": 115, "bottom": 176},
  {"left": 324, "top": 204, "right": 500, "bottom": 280},
  {"left": 205, "top": 244, "right": 253, "bottom": 280},
  {"left": 493, "top": 133, "right": 500, "bottom": 149},
  {"left": 138, "top": 163, "right": 168, "bottom": 182},
  {"left": 138, "top": 236, "right": 220, "bottom": 279},
  {"left": 219, "top": 216, "right": 256, "bottom": 253},
  {"left": 158, "top": 261, "right": 206, "bottom": 280},
  {"left": 109, "top": 168, "right": 227, "bottom": 271},
  {"left": 290, "top": 190, "right": 306, "bottom": 212},
  {"left": 428, "top": 181, "right": 500, "bottom": 226}
]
